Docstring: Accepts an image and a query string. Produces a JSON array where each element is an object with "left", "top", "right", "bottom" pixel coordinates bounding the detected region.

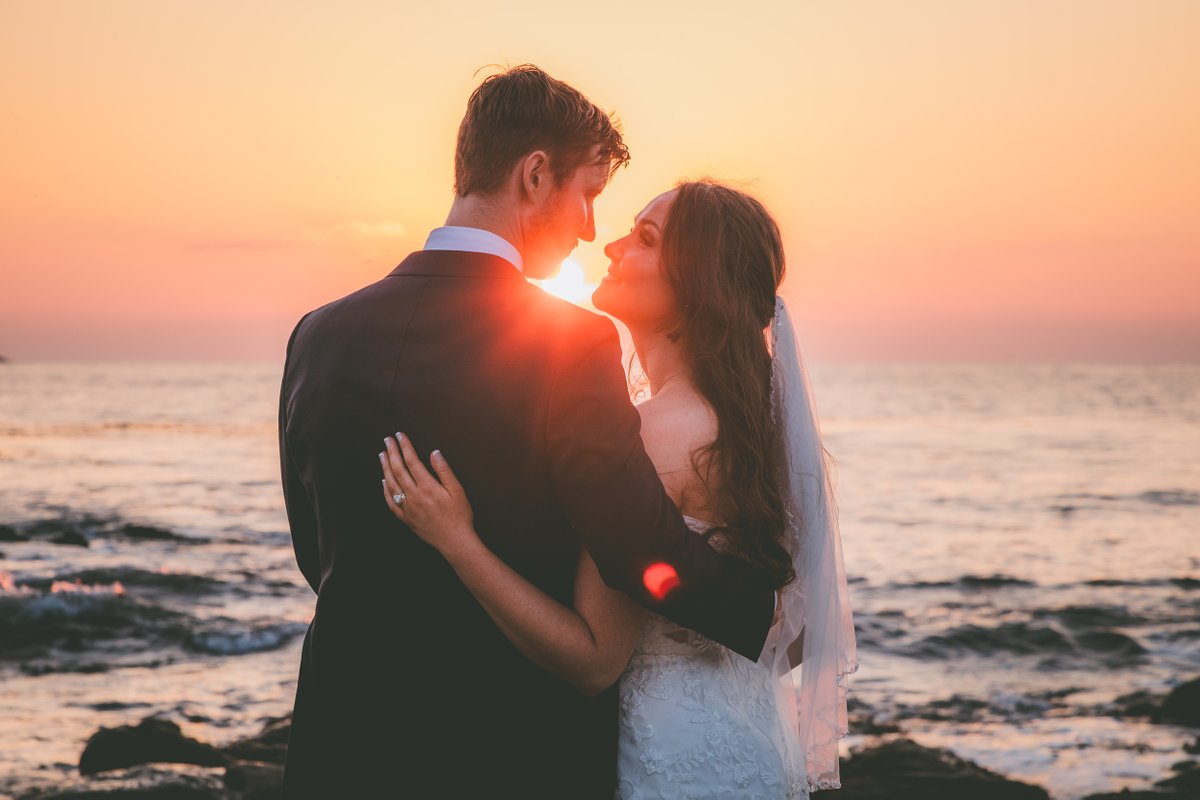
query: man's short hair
[{"left": 454, "top": 65, "right": 631, "bottom": 197}]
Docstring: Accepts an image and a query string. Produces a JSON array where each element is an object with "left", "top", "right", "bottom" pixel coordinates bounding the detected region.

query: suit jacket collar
[{"left": 388, "top": 250, "right": 526, "bottom": 281}]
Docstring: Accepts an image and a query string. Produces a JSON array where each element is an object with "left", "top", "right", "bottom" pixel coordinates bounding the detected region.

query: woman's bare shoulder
[{"left": 636, "top": 392, "right": 720, "bottom": 517}]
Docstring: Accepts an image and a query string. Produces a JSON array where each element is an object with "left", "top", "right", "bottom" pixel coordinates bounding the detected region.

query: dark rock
[
  {"left": 224, "top": 761, "right": 284, "bottom": 799},
  {"left": 1156, "top": 758, "right": 1200, "bottom": 793},
  {"left": 223, "top": 717, "right": 290, "bottom": 766},
  {"left": 815, "top": 737, "right": 1050, "bottom": 799},
  {"left": 79, "top": 718, "right": 230, "bottom": 776},
  {"left": 1185, "top": 737, "right": 1200, "bottom": 755},
  {"left": 1159, "top": 676, "right": 1200, "bottom": 726}
]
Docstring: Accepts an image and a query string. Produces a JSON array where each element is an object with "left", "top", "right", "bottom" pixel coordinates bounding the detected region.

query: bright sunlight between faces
[{"left": 533, "top": 259, "right": 596, "bottom": 308}]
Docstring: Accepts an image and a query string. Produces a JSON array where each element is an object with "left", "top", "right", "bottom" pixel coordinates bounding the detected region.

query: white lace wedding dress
[{"left": 615, "top": 517, "right": 796, "bottom": 800}]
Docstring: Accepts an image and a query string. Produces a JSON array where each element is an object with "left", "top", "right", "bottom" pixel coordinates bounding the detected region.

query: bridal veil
[{"left": 764, "top": 296, "right": 858, "bottom": 794}]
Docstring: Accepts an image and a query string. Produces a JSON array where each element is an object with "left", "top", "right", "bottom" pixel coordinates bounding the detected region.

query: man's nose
[{"left": 580, "top": 208, "right": 596, "bottom": 243}]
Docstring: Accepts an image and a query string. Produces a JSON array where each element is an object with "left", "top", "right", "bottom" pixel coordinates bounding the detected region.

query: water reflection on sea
[{"left": 0, "top": 361, "right": 1196, "bottom": 798}]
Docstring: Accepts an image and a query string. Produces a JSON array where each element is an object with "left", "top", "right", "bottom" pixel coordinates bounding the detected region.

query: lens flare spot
[{"left": 643, "top": 562, "right": 680, "bottom": 600}]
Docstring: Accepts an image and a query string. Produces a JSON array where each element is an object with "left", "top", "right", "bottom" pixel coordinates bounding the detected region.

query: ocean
[{"left": 0, "top": 361, "right": 1196, "bottom": 798}]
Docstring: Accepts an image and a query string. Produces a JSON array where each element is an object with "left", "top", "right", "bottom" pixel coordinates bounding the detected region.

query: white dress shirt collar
[{"left": 422, "top": 226, "right": 523, "bottom": 273}]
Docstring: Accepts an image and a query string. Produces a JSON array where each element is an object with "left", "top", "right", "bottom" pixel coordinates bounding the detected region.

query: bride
[{"left": 380, "top": 179, "right": 856, "bottom": 798}]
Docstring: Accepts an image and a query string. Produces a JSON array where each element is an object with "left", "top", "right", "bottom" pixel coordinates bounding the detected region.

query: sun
[{"left": 533, "top": 259, "right": 597, "bottom": 307}]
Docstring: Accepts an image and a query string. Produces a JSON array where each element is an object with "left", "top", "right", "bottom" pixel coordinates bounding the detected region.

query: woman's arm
[{"left": 380, "top": 434, "right": 644, "bottom": 696}]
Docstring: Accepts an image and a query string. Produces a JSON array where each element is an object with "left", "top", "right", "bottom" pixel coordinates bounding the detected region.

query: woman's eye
[{"left": 640, "top": 234, "right": 653, "bottom": 246}]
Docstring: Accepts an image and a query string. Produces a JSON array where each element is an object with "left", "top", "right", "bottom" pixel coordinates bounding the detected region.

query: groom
[{"left": 278, "top": 65, "right": 776, "bottom": 798}]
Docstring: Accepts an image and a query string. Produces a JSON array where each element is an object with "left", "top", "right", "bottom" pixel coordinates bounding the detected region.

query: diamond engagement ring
[{"left": 392, "top": 491, "right": 407, "bottom": 505}]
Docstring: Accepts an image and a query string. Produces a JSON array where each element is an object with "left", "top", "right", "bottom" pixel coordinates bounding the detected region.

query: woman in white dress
[{"left": 380, "top": 180, "right": 856, "bottom": 798}]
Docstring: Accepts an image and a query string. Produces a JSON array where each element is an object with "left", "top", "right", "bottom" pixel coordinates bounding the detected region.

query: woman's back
[{"left": 616, "top": 388, "right": 794, "bottom": 799}]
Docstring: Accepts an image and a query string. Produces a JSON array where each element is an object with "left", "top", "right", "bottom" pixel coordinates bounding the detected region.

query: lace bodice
[{"left": 615, "top": 517, "right": 803, "bottom": 799}]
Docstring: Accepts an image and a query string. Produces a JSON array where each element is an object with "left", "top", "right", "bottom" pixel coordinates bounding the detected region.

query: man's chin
[{"left": 523, "top": 258, "right": 563, "bottom": 282}]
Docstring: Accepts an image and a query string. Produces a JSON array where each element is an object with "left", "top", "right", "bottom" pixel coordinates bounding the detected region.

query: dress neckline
[{"left": 681, "top": 514, "right": 716, "bottom": 531}]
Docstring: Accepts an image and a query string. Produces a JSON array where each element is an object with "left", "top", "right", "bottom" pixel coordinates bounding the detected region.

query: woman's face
[{"left": 592, "top": 190, "right": 679, "bottom": 328}]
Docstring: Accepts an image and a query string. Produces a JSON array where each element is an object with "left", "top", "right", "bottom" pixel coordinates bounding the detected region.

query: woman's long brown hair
[{"left": 660, "top": 179, "right": 795, "bottom": 589}]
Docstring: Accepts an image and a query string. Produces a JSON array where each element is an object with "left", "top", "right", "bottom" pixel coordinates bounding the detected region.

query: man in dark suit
[{"left": 278, "top": 65, "right": 776, "bottom": 798}]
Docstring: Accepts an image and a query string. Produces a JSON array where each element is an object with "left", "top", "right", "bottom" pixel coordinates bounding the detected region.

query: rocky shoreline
[{"left": 9, "top": 676, "right": 1198, "bottom": 800}]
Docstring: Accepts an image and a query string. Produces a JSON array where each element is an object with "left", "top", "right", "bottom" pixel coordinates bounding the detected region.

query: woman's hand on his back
[{"left": 380, "top": 433, "right": 479, "bottom": 563}]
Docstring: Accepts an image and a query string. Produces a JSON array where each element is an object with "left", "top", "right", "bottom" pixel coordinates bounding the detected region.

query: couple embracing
[{"left": 278, "top": 65, "right": 855, "bottom": 799}]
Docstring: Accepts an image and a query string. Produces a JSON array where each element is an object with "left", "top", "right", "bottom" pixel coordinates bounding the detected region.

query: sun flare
[{"left": 533, "top": 259, "right": 597, "bottom": 307}]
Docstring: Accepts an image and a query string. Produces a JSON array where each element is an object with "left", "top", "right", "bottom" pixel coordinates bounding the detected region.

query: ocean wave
[
  {"left": 890, "top": 574, "right": 1035, "bottom": 590},
  {"left": 0, "top": 579, "right": 304, "bottom": 667},
  {"left": 1083, "top": 577, "right": 1200, "bottom": 590},
  {"left": 0, "top": 420, "right": 272, "bottom": 438},
  {"left": 1049, "top": 488, "right": 1200, "bottom": 512},
  {"left": 1031, "top": 604, "right": 1150, "bottom": 629},
  {"left": 900, "top": 621, "right": 1149, "bottom": 665},
  {"left": 0, "top": 515, "right": 209, "bottom": 547},
  {"left": 864, "top": 687, "right": 1087, "bottom": 726},
  {"left": 0, "top": 587, "right": 187, "bottom": 658},
  {"left": 21, "top": 568, "right": 226, "bottom": 595},
  {"left": 185, "top": 620, "right": 307, "bottom": 655}
]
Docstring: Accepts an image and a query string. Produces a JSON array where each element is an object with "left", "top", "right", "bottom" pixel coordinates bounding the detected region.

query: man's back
[{"left": 279, "top": 250, "right": 627, "bottom": 796}]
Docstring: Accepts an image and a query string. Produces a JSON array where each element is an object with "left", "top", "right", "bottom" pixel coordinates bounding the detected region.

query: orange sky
[{"left": 2, "top": 1, "right": 1197, "bottom": 361}]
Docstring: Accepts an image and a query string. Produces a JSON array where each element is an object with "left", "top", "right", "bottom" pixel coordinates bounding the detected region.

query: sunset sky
[{"left": 2, "top": 1, "right": 1197, "bottom": 362}]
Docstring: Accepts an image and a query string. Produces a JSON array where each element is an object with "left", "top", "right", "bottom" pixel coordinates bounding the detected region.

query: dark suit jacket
[{"left": 278, "top": 250, "right": 775, "bottom": 798}]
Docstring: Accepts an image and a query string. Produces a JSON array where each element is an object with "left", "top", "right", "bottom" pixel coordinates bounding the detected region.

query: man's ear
[{"left": 521, "top": 150, "right": 550, "bottom": 201}]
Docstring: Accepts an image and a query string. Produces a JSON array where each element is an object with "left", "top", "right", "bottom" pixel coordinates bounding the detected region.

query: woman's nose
[{"left": 604, "top": 237, "right": 621, "bottom": 261}]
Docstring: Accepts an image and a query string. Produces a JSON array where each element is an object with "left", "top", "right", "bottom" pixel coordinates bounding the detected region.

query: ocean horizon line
[{"left": 2, "top": 356, "right": 1199, "bottom": 368}]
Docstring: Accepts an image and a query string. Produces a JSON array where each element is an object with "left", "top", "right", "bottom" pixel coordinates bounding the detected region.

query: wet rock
[
  {"left": 1159, "top": 676, "right": 1200, "bottom": 726},
  {"left": 224, "top": 761, "right": 284, "bottom": 799},
  {"left": 79, "top": 718, "right": 230, "bottom": 776},
  {"left": 17, "top": 763, "right": 225, "bottom": 799},
  {"left": 223, "top": 717, "right": 290, "bottom": 765},
  {"left": 817, "top": 737, "right": 1050, "bottom": 799},
  {"left": 1155, "top": 757, "right": 1200, "bottom": 793}
]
